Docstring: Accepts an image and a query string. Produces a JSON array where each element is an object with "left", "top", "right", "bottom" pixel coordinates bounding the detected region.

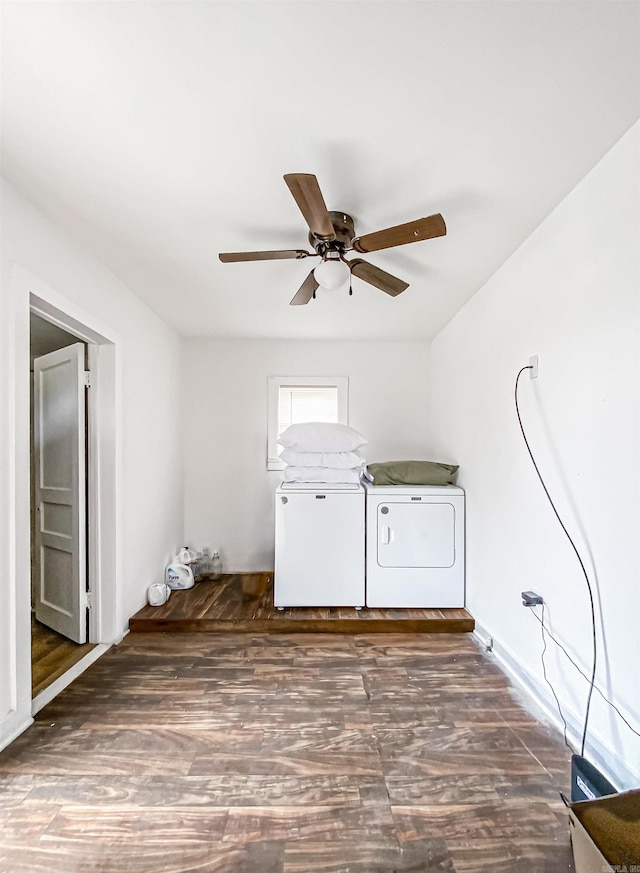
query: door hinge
[
  {"left": 84, "top": 371, "right": 91, "bottom": 388},
  {"left": 83, "top": 591, "right": 92, "bottom": 610}
]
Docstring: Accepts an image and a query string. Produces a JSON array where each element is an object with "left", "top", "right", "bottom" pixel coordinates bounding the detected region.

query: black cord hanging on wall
[{"left": 514, "top": 365, "right": 597, "bottom": 757}]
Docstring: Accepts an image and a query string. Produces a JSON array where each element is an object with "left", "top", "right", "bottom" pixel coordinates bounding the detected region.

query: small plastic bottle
[
  {"left": 193, "top": 550, "right": 203, "bottom": 582},
  {"left": 198, "top": 547, "right": 211, "bottom": 580},
  {"left": 210, "top": 549, "right": 222, "bottom": 581}
]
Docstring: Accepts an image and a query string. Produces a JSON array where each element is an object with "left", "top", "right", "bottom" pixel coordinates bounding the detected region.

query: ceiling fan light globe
[{"left": 313, "top": 258, "right": 351, "bottom": 290}]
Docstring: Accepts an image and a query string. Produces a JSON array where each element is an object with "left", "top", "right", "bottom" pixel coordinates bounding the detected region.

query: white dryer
[
  {"left": 274, "top": 483, "right": 365, "bottom": 608},
  {"left": 365, "top": 483, "right": 465, "bottom": 608}
]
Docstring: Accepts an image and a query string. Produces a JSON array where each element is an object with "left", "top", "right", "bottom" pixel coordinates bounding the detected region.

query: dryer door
[{"left": 377, "top": 502, "right": 455, "bottom": 568}]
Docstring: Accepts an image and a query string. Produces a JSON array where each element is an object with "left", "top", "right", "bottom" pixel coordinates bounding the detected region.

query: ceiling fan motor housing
[{"left": 309, "top": 211, "right": 355, "bottom": 255}]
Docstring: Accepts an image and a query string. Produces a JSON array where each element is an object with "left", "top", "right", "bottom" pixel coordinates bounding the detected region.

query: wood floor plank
[
  {"left": 282, "top": 838, "right": 456, "bottom": 873},
  {"left": 0, "top": 841, "right": 285, "bottom": 873},
  {"left": 22, "top": 774, "right": 387, "bottom": 808},
  {"left": 222, "top": 803, "right": 396, "bottom": 843},
  {"left": 447, "top": 837, "right": 574, "bottom": 872}
]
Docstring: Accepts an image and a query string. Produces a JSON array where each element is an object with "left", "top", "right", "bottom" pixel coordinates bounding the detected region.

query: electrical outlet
[
  {"left": 529, "top": 355, "right": 539, "bottom": 378},
  {"left": 521, "top": 590, "right": 543, "bottom": 607}
]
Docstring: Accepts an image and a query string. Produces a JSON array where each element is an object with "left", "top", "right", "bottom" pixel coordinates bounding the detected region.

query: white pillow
[
  {"left": 280, "top": 449, "right": 365, "bottom": 469},
  {"left": 277, "top": 422, "right": 367, "bottom": 453},
  {"left": 283, "top": 466, "right": 363, "bottom": 484}
]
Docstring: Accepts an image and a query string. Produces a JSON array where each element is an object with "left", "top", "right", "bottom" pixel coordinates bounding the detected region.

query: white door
[
  {"left": 377, "top": 502, "right": 455, "bottom": 568},
  {"left": 33, "top": 343, "right": 87, "bottom": 643}
]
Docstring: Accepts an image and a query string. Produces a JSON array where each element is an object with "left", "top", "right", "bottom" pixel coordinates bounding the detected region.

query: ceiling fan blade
[
  {"left": 349, "top": 258, "right": 409, "bottom": 297},
  {"left": 283, "top": 174, "right": 336, "bottom": 241},
  {"left": 352, "top": 213, "right": 446, "bottom": 254},
  {"left": 290, "top": 269, "right": 319, "bottom": 306},
  {"left": 219, "top": 249, "right": 313, "bottom": 263}
]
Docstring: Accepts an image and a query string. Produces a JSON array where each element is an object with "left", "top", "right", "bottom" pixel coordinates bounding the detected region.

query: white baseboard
[
  {"left": 31, "top": 643, "right": 110, "bottom": 716},
  {"left": 473, "top": 622, "right": 638, "bottom": 791},
  {"left": 0, "top": 716, "right": 35, "bottom": 753}
]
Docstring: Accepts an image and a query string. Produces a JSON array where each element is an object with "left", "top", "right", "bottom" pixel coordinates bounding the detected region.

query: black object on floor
[{"left": 571, "top": 753, "right": 617, "bottom": 802}]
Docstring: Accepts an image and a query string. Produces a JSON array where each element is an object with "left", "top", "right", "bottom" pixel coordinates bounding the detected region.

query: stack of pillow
[{"left": 278, "top": 422, "right": 367, "bottom": 485}]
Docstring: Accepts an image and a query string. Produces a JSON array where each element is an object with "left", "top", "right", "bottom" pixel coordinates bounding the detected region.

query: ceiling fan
[{"left": 219, "top": 174, "right": 446, "bottom": 305}]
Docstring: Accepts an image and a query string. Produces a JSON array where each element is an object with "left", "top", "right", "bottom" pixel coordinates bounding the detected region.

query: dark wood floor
[
  {"left": 0, "top": 631, "right": 574, "bottom": 872},
  {"left": 31, "top": 616, "right": 95, "bottom": 698},
  {"left": 130, "top": 573, "right": 475, "bottom": 634}
]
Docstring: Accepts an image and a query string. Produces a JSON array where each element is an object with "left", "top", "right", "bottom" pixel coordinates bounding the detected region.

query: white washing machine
[
  {"left": 274, "top": 483, "right": 365, "bottom": 607},
  {"left": 365, "top": 483, "right": 465, "bottom": 608}
]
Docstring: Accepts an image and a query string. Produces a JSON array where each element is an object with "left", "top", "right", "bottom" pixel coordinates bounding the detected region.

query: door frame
[{"left": 29, "top": 299, "right": 116, "bottom": 651}]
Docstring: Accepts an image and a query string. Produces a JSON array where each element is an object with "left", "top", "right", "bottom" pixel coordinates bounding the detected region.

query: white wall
[
  {"left": 183, "top": 339, "right": 431, "bottom": 571},
  {"left": 0, "top": 180, "right": 184, "bottom": 749},
  {"left": 429, "top": 123, "right": 640, "bottom": 787}
]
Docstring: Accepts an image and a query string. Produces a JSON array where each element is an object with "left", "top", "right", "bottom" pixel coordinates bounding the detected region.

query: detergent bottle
[
  {"left": 177, "top": 546, "right": 197, "bottom": 564},
  {"left": 147, "top": 582, "right": 171, "bottom": 606},
  {"left": 165, "top": 554, "right": 195, "bottom": 589}
]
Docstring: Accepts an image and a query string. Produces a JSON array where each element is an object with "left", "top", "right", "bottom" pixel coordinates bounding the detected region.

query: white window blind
[{"left": 278, "top": 385, "right": 339, "bottom": 435}]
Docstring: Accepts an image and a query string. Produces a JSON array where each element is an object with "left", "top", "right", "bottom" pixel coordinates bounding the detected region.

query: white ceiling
[{"left": 2, "top": 1, "right": 639, "bottom": 340}]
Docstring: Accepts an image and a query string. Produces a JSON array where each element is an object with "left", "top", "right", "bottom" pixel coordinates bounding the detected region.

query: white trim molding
[{"left": 31, "top": 644, "right": 110, "bottom": 716}]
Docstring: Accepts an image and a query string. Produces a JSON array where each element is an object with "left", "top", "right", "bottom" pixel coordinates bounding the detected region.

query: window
[{"left": 267, "top": 376, "right": 348, "bottom": 470}]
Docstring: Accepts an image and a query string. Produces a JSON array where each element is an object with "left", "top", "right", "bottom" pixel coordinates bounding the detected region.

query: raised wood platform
[{"left": 129, "top": 573, "right": 475, "bottom": 634}]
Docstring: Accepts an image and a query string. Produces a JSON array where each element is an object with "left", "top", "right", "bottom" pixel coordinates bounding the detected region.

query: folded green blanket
[{"left": 367, "top": 460, "right": 459, "bottom": 486}]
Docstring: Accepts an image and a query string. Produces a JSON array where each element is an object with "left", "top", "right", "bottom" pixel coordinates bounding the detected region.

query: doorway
[{"left": 30, "top": 312, "right": 96, "bottom": 697}]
